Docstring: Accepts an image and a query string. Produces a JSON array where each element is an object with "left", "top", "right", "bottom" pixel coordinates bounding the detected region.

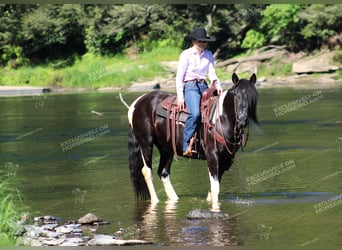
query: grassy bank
[
  {"left": 0, "top": 171, "right": 27, "bottom": 246},
  {"left": 0, "top": 47, "right": 341, "bottom": 90},
  {"left": 0, "top": 46, "right": 181, "bottom": 89}
]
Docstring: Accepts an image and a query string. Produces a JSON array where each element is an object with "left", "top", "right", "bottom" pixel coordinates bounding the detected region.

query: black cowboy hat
[{"left": 184, "top": 27, "right": 216, "bottom": 42}]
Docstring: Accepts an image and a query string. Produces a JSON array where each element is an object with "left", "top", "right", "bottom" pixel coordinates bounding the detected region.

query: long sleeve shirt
[{"left": 176, "top": 46, "right": 220, "bottom": 100}]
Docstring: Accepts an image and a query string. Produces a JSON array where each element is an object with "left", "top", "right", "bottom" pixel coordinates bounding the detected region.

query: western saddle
[{"left": 160, "top": 86, "right": 218, "bottom": 159}]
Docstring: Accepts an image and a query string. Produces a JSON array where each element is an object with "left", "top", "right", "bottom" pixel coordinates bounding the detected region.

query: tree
[
  {"left": 0, "top": 4, "right": 34, "bottom": 66},
  {"left": 20, "top": 4, "right": 86, "bottom": 64},
  {"left": 299, "top": 4, "right": 342, "bottom": 49}
]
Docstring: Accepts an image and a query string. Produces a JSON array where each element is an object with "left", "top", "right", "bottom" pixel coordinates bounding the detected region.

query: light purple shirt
[{"left": 176, "top": 46, "right": 220, "bottom": 99}]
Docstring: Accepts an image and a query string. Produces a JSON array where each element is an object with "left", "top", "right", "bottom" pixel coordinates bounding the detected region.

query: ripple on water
[{"left": 226, "top": 191, "right": 335, "bottom": 205}]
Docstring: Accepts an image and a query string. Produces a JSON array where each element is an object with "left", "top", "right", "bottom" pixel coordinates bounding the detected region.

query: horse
[{"left": 127, "top": 73, "right": 259, "bottom": 211}]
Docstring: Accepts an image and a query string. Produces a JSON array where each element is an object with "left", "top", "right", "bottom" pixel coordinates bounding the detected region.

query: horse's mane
[{"left": 229, "top": 79, "right": 259, "bottom": 124}]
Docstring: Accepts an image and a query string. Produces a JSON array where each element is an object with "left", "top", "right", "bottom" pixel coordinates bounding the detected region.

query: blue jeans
[{"left": 183, "top": 81, "right": 208, "bottom": 152}]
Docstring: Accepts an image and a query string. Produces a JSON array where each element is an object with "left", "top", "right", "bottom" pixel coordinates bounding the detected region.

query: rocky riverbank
[
  {"left": 104, "top": 49, "right": 342, "bottom": 91},
  {"left": 16, "top": 213, "right": 152, "bottom": 246},
  {"left": 16, "top": 209, "right": 231, "bottom": 246},
  {"left": 1, "top": 49, "right": 341, "bottom": 96}
]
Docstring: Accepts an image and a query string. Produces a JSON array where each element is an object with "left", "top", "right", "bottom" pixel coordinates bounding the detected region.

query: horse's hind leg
[
  {"left": 135, "top": 132, "right": 159, "bottom": 204},
  {"left": 140, "top": 150, "right": 160, "bottom": 204},
  {"left": 157, "top": 149, "right": 179, "bottom": 202}
]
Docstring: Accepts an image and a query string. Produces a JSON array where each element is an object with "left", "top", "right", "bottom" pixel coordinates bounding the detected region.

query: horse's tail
[{"left": 128, "top": 125, "right": 150, "bottom": 200}]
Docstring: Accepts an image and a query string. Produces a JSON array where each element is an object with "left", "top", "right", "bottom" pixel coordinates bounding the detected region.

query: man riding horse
[{"left": 176, "top": 27, "right": 223, "bottom": 157}]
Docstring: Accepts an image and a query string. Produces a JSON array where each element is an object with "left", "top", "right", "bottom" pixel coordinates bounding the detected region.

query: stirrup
[{"left": 183, "top": 135, "right": 197, "bottom": 157}]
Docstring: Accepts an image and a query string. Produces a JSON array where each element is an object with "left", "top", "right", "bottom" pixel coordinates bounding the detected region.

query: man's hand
[
  {"left": 216, "top": 85, "right": 223, "bottom": 95},
  {"left": 177, "top": 97, "right": 185, "bottom": 110}
]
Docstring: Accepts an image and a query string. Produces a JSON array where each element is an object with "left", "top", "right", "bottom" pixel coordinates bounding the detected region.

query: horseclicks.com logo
[
  {"left": 60, "top": 125, "right": 111, "bottom": 151},
  {"left": 313, "top": 194, "right": 342, "bottom": 214},
  {"left": 273, "top": 90, "right": 324, "bottom": 117},
  {"left": 246, "top": 160, "right": 296, "bottom": 186}
]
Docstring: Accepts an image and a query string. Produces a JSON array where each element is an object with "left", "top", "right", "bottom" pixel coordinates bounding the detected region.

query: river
[{"left": 0, "top": 86, "right": 341, "bottom": 246}]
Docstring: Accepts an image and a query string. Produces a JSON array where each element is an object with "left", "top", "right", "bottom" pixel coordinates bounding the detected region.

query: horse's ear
[
  {"left": 250, "top": 73, "right": 257, "bottom": 85},
  {"left": 232, "top": 73, "right": 239, "bottom": 85}
]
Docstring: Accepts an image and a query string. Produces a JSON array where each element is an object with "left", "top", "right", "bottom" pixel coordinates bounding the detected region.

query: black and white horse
[{"left": 127, "top": 73, "right": 259, "bottom": 210}]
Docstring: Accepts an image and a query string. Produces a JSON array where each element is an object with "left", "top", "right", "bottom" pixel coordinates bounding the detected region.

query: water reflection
[{"left": 131, "top": 201, "right": 239, "bottom": 246}]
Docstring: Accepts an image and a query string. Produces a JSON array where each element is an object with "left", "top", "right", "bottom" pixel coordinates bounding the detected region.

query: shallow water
[{"left": 0, "top": 87, "right": 341, "bottom": 246}]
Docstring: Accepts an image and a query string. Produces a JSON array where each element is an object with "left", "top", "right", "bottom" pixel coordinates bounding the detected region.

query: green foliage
[
  {"left": 260, "top": 4, "right": 303, "bottom": 47},
  {"left": 1, "top": 45, "right": 29, "bottom": 68},
  {"left": 241, "top": 29, "right": 266, "bottom": 49},
  {"left": 0, "top": 171, "right": 26, "bottom": 245},
  {"left": 261, "top": 5, "right": 301, "bottom": 37},
  {"left": 0, "top": 4, "right": 341, "bottom": 68},
  {"left": 299, "top": 5, "right": 342, "bottom": 48},
  {"left": 258, "top": 59, "right": 292, "bottom": 77},
  {"left": 0, "top": 46, "right": 180, "bottom": 89}
]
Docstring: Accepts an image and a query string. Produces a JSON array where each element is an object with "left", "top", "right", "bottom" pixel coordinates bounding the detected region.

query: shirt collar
[{"left": 190, "top": 46, "right": 206, "bottom": 56}]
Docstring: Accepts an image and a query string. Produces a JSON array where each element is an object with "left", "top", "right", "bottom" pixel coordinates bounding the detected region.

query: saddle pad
[{"left": 156, "top": 104, "right": 188, "bottom": 123}]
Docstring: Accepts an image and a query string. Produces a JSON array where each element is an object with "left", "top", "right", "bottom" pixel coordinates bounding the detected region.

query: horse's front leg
[
  {"left": 158, "top": 150, "right": 179, "bottom": 202},
  {"left": 161, "top": 173, "right": 179, "bottom": 202},
  {"left": 206, "top": 154, "right": 221, "bottom": 211},
  {"left": 207, "top": 172, "right": 221, "bottom": 211}
]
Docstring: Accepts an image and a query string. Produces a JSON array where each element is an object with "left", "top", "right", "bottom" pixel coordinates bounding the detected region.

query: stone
[
  {"left": 41, "top": 238, "right": 66, "bottom": 246},
  {"left": 187, "top": 209, "right": 229, "bottom": 220},
  {"left": 64, "top": 223, "right": 81, "bottom": 229},
  {"left": 292, "top": 51, "right": 339, "bottom": 74},
  {"left": 56, "top": 226, "right": 73, "bottom": 234},
  {"left": 77, "top": 213, "right": 102, "bottom": 224},
  {"left": 88, "top": 234, "right": 152, "bottom": 246},
  {"left": 40, "top": 223, "right": 58, "bottom": 231},
  {"left": 87, "top": 234, "right": 119, "bottom": 246},
  {"left": 24, "top": 225, "right": 43, "bottom": 237},
  {"left": 112, "top": 239, "right": 154, "bottom": 246},
  {"left": 41, "top": 230, "right": 62, "bottom": 238},
  {"left": 71, "top": 228, "right": 83, "bottom": 234},
  {"left": 19, "top": 236, "right": 43, "bottom": 246},
  {"left": 226, "top": 61, "right": 259, "bottom": 75},
  {"left": 59, "top": 237, "right": 85, "bottom": 246},
  {"left": 34, "top": 215, "right": 62, "bottom": 224}
]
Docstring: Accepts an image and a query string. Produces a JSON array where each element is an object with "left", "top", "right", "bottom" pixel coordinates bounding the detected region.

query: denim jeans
[{"left": 183, "top": 81, "right": 208, "bottom": 152}]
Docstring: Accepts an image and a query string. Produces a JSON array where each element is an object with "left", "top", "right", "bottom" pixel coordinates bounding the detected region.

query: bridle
[{"left": 211, "top": 82, "right": 249, "bottom": 155}]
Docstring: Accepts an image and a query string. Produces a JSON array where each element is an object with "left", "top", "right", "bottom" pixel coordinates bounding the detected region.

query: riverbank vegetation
[
  {"left": 0, "top": 47, "right": 179, "bottom": 89},
  {"left": 0, "top": 171, "right": 27, "bottom": 245},
  {"left": 0, "top": 4, "right": 341, "bottom": 88}
]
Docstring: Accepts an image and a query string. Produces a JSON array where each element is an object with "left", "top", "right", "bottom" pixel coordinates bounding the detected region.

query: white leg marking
[
  {"left": 161, "top": 176, "right": 179, "bottom": 202},
  {"left": 141, "top": 151, "right": 159, "bottom": 204},
  {"left": 209, "top": 172, "right": 221, "bottom": 211},
  {"left": 206, "top": 191, "right": 212, "bottom": 202},
  {"left": 142, "top": 166, "right": 159, "bottom": 204},
  {"left": 128, "top": 94, "right": 146, "bottom": 127}
]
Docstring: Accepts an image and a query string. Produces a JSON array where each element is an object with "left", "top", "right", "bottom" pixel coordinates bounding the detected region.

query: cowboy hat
[{"left": 184, "top": 27, "right": 216, "bottom": 42}]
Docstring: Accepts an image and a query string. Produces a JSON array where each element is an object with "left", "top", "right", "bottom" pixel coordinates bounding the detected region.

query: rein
[{"left": 209, "top": 85, "right": 249, "bottom": 155}]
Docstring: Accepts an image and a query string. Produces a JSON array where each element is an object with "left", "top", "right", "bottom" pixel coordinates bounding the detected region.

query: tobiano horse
[{"left": 127, "top": 73, "right": 259, "bottom": 211}]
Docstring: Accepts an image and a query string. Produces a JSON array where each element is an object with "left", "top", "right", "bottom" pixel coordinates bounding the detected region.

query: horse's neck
[{"left": 224, "top": 92, "right": 237, "bottom": 124}]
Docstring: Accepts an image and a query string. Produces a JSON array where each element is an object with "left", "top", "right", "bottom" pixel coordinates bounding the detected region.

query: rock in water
[
  {"left": 187, "top": 209, "right": 229, "bottom": 220},
  {"left": 88, "top": 234, "right": 119, "bottom": 246},
  {"left": 88, "top": 234, "right": 152, "bottom": 246},
  {"left": 34, "top": 215, "right": 62, "bottom": 224},
  {"left": 77, "top": 213, "right": 102, "bottom": 224}
]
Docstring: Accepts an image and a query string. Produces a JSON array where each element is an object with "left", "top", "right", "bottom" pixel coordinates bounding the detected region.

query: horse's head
[{"left": 230, "top": 73, "right": 259, "bottom": 129}]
